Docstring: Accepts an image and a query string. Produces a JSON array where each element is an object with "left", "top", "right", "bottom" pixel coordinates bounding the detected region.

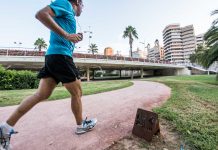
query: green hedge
[{"left": 0, "top": 65, "right": 39, "bottom": 90}]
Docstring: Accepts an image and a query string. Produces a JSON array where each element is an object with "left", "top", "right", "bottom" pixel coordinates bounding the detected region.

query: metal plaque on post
[{"left": 132, "top": 108, "right": 160, "bottom": 142}]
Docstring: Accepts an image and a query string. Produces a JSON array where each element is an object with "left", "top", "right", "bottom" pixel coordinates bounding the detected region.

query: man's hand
[{"left": 65, "top": 33, "right": 83, "bottom": 43}]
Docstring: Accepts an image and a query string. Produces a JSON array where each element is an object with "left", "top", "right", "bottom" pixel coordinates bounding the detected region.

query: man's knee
[
  {"left": 71, "top": 93, "right": 81, "bottom": 100},
  {"left": 78, "top": 88, "right": 82, "bottom": 97},
  {"left": 71, "top": 90, "right": 82, "bottom": 100},
  {"left": 34, "top": 92, "right": 50, "bottom": 101}
]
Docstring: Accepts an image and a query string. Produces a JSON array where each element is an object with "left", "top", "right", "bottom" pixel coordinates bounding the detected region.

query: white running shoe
[
  {"left": 75, "top": 117, "right": 97, "bottom": 135},
  {"left": 0, "top": 125, "right": 17, "bottom": 150}
]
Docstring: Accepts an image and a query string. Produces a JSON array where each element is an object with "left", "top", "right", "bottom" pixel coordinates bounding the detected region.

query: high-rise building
[
  {"left": 196, "top": 33, "right": 205, "bottom": 46},
  {"left": 163, "top": 24, "right": 196, "bottom": 64},
  {"left": 163, "top": 24, "right": 183, "bottom": 63},
  {"left": 182, "top": 25, "right": 196, "bottom": 64}
]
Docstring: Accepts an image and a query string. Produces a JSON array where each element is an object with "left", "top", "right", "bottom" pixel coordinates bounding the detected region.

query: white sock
[
  {"left": 1, "top": 122, "right": 13, "bottom": 134},
  {"left": 77, "top": 124, "right": 83, "bottom": 128}
]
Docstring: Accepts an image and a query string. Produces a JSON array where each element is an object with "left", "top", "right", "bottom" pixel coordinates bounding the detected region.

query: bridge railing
[
  {"left": 185, "top": 63, "right": 218, "bottom": 72},
  {"left": 0, "top": 49, "right": 45, "bottom": 56},
  {"left": 0, "top": 49, "right": 175, "bottom": 65},
  {"left": 73, "top": 53, "right": 175, "bottom": 65}
]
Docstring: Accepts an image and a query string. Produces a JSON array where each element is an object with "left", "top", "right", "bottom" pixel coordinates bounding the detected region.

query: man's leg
[
  {"left": 64, "top": 79, "right": 97, "bottom": 134},
  {"left": 7, "top": 77, "right": 57, "bottom": 126},
  {"left": 0, "top": 77, "right": 57, "bottom": 149},
  {"left": 64, "top": 79, "right": 83, "bottom": 125}
]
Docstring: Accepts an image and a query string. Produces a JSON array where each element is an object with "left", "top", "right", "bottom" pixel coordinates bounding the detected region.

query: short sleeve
[{"left": 49, "top": 0, "right": 71, "bottom": 17}]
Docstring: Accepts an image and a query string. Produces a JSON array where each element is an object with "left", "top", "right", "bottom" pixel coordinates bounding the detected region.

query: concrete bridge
[{"left": 0, "top": 49, "right": 190, "bottom": 81}]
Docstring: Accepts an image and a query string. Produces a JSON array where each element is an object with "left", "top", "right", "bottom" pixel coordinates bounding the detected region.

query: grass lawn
[
  {"left": 0, "top": 80, "right": 133, "bottom": 107},
  {"left": 145, "top": 75, "right": 218, "bottom": 150}
]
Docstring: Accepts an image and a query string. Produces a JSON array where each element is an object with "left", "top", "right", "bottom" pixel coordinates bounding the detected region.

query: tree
[
  {"left": 88, "top": 43, "right": 98, "bottom": 55},
  {"left": 123, "top": 26, "right": 138, "bottom": 57},
  {"left": 190, "top": 45, "right": 208, "bottom": 65},
  {"left": 190, "top": 9, "right": 218, "bottom": 80},
  {"left": 34, "top": 38, "right": 47, "bottom": 51}
]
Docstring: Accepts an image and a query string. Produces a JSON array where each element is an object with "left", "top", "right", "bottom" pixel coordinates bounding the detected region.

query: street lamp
[
  {"left": 14, "top": 41, "right": 22, "bottom": 47},
  {"left": 13, "top": 42, "right": 22, "bottom": 50},
  {"left": 84, "top": 26, "right": 93, "bottom": 48}
]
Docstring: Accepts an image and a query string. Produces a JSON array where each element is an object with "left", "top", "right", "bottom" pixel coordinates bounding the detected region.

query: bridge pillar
[
  {"left": 175, "top": 68, "right": 191, "bottom": 75},
  {"left": 131, "top": 70, "right": 134, "bottom": 80},
  {"left": 86, "top": 67, "right": 90, "bottom": 82},
  {"left": 120, "top": 70, "right": 122, "bottom": 79},
  {"left": 140, "top": 68, "right": 144, "bottom": 78}
]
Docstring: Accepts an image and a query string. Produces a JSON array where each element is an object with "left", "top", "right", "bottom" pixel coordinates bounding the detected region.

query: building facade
[
  {"left": 132, "top": 48, "right": 147, "bottom": 59},
  {"left": 147, "top": 39, "right": 164, "bottom": 61},
  {"left": 196, "top": 33, "right": 205, "bottom": 46},
  {"left": 163, "top": 24, "right": 184, "bottom": 63},
  {"left": 104, "top": 47, "right": 114, "bottom": 56},
  {"left": 163, "top": 24, "right": 196, "bottom": 64},
  {"left": 182, "top": 25, "right": 196, "bottom": 64}
]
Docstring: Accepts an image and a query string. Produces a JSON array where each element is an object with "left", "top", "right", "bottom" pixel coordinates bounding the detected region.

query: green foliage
[
  {"left": 190, "top": 45, "right": 208, "bottom": 65},
  {"left": 88, "top": 43, "right": 98, "bottom": 55},
  {"left": 0, "top": 65, "right": 5, "bottom": 71},
  {"left": 95, "top": 71, "right": 103, "bottom": 77},
  {"left": 0, "top": 67, "right": 39, "bottom": 90},
  {"left": 146, "top": 76, "right": 218, "bottom": 150},
  {"left": 189, "top": 9, "right": 218, "bottom": 78},
  {"left": 34, "top": 38, "right": 47, "bottom": 51}
]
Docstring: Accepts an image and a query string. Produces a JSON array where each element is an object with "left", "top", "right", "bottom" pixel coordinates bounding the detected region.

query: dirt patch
[{"left": 105, "top": 119, "right": 191, "bottom": 150}]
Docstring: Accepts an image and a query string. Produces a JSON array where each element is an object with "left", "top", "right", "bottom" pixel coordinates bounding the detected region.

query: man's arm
[{"left": 35, "top": 6, "right": 82, "bottom": 43}]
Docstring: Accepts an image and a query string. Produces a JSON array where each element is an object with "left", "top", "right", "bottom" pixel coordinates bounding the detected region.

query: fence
[{"left": 0, "top": 49, "right": 174, "bottom": 65}]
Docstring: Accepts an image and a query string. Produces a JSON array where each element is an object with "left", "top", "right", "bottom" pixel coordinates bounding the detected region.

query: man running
[{"left": 0, "top": 0, "right": 97, "bottom": 149}]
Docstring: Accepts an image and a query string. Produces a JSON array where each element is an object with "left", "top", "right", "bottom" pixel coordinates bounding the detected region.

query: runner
[{"left": 0, "top": 0, "right": 97, "bottom": 149}]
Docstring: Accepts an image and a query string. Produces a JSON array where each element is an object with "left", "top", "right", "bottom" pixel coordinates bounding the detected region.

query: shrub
[{"left": 0, "top": 65, "right": 39, "bottom": 90}]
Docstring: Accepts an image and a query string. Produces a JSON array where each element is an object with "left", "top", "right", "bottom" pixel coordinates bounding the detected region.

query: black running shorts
[{"left": 37, "top": 54, "right": 81, "bottom": 84}]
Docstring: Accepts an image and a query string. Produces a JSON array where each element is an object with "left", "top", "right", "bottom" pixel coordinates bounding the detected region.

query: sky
[{"left": 0, "top": 0, "right": 217, "bottom": 56}]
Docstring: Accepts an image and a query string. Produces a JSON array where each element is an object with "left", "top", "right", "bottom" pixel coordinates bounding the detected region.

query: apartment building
[
  {"left": 163, "top": 24, "right": 196, "bottom": 64},
  {"left": 196, "top": 33, "right": 205, "bottom": 46},
  {"left": 182, "top": 25, "right": 196, "bottom": 64},
  {"left": 163, "top": 24, "right": 184, "bottom": 63}
]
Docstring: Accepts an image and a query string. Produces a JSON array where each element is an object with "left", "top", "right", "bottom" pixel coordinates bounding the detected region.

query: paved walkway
[{"left": 0, "top": 81, "right": 171, "bottom": 150}]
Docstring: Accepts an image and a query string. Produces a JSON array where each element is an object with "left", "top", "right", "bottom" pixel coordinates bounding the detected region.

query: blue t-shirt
[{"left": 46, "top": 0, "right": 76, "bottom": 57}]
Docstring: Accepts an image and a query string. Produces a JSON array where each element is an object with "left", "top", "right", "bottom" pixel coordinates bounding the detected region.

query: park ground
[{"left": 0, "top": 75, "right": 217, "bottom": 150}]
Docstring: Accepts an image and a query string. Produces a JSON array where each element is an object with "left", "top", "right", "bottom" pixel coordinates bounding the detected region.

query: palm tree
[
  {"left": 190, "top": 9, "right": 218, "bottom": 80},
  {"left": 202, "top": 10, "right": 218, "bottom": 67},
  {"left": 190, "top": 45, "right": 207, "bottom": 64},
  {"left": 123, "top": 26, "right": 138, "bottom": 57},
  {"left": 88, "top": 43, "right": 98, "bottom": 55},
  {"left": 34, "top": 38, "right": 47, "bottom": 51}
]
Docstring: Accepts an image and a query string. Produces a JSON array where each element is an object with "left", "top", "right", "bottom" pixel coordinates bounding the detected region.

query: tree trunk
[
  {"left": 129, "top": 37, "right": 133, "bottom": 57},
  {"left": 130, "top": 45, "right": 132, "bottom": 57}
]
